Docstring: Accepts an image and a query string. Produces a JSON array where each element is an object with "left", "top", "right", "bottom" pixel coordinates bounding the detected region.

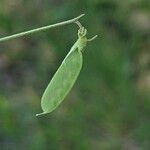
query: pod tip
[{"left": 36, "top": 112, "right": 47, "bottom": 117}]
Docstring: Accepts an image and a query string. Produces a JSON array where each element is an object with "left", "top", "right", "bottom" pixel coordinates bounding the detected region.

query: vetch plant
[
  {"left": 0, "top": 14, "right": 97, "bottom": 116},
  {"left": 36, "top": 22, "right": 97, "bottom": 116}
]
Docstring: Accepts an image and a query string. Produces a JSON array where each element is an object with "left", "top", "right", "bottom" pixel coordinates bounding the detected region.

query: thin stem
[
  {"left": 87, "top": 35, "right": 98, "bottom": 42},
  {"left": 75, "top": 20, "right": 83, "bottom": 29},
  {"left": 0, "top": 14, "right": 85, "bottom": 42}
]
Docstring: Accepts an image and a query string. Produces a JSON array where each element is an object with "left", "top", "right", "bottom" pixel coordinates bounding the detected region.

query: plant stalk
[{"left": 0, "top": 14, "right": 85, "bottom": 42}]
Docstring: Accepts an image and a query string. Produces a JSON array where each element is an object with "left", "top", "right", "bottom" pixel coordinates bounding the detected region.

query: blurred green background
[{"left": 0, "top": 0, "right": 150, "bottom": 150}]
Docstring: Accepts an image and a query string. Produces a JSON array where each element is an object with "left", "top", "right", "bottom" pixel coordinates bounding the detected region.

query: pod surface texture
[{"left": 40, "top": 49, "right": 83, "bottom": 114}]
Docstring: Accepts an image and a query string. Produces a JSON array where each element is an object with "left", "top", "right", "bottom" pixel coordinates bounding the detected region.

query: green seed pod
[{"left": 36, "top": 27, "right": 97, "bottom": 116}]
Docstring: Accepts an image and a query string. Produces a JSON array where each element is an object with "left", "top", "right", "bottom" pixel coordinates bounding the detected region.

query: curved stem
[
  {"left": 0, "top": 14, "right": 85, "bottom": 42},
  {"left": 75, "top": 20, "right": 83, "bottom": 29}
]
